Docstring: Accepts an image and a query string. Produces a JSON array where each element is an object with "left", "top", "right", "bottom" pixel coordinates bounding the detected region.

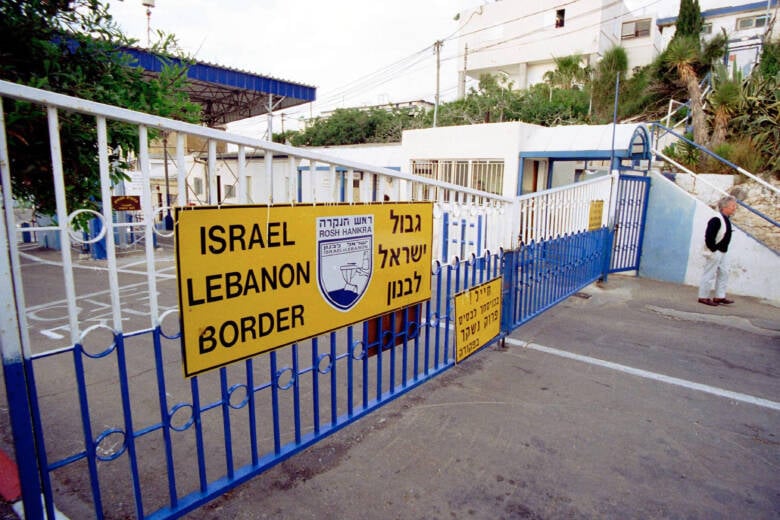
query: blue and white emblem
[{"left": 317, "top": 215, "right": 374, "bottom": 311}]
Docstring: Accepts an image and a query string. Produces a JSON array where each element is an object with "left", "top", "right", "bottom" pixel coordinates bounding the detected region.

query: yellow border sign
[
  {"left": 454, "top": 277, "right": 502, "bottom": 363},
  {"left": 175, "top": 202, "right": 433, "bottom": 376},
  {"left": 588, "top": 200, "right": 604, "bottom": 230}
]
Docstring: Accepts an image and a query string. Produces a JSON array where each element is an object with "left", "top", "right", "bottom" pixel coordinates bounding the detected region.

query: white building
[
  {"left": 658, "top": 0, "right": 778, "bottom": 77},
  {"left": 454, "top": 0, "right": 777, "bottom": 91},
  {"left": 177, "top": 122, "right": 650, "bottom": 208},
  {"left": 454, "top": 0, "right": 661, "bottom": 91}
]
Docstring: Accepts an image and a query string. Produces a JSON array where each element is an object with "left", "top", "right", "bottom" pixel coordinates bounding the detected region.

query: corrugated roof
[{"left": 122, "top": 47, "right": 316, "bottom": 126}]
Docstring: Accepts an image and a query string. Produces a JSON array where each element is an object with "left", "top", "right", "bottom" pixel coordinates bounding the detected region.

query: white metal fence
[{"left": 517, "top": 175, "right": 613, "bottom": 244}]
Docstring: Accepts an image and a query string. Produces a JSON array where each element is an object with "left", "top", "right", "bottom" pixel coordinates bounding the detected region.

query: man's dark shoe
[
  {"left": 714, "top": 298, "right": 734, "bottom": 304},
  {"left": 698, "top": 298, "right": 719, "bottom": 306}
]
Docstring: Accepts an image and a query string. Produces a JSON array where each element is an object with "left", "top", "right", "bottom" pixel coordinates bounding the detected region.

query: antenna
[{"left": 142, "top": 0, "right": 155, "bottom": 47}]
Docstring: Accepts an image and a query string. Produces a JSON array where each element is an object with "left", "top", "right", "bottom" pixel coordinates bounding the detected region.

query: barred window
[
  {"left": 410, "top": 159, "right": 505, "bottom": 199},
  {"left": 471, "top": 160, "right": 504, "bottom": 195}
]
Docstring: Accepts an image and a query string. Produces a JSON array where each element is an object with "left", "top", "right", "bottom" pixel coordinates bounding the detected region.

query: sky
[{"left": 107, "top": 0, "right": 680, "bottom": 134}]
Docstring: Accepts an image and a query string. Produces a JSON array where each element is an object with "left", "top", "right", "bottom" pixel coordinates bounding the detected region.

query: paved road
[
  {"left": 181, "top": 276, "right": 779, "bottom": 519},
  {"left": 2, "top": 253, "right": 779, "bottom": 519}
]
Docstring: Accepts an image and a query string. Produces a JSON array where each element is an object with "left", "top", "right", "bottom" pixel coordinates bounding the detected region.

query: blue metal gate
[
  {"left": 610, "top": 174, "right": 650, "bottom": 273},
  {"left": 502, "top": 228, "right": 613, "bottom": 330}
]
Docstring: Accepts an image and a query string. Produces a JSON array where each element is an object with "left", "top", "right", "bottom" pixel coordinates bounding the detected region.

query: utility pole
[
  {"left": 458, "top": 43, "right": 468, "bottom": 99},
  {"left": 142, "top": 0, "right": 155, "bottom": 47},
  {"left": 433, "top": 40, "right": 443, "bottom": 128}
]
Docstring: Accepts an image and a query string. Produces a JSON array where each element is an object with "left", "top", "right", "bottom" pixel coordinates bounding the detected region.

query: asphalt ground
[
  {"left": 174, "top": 275, "right": 779, "bottom": 520},
  {"left": 1, "top": 248, "right": 779, "bottom": 519}
]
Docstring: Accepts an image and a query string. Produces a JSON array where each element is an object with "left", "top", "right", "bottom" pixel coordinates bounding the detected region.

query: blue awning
[{"left": 122, "top": 47, "right": 316, "bottom": 126}]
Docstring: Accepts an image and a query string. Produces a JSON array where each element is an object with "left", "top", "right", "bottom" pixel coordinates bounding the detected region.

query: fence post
[
  {"left": 0, "top": 98, "right": 45, "bottom": 520},
  {"left": 601, "top": 227, "right": 614, "bottom": 282},
  {"left": 500, "top": 248, "right": 517, "bottom": 337}
]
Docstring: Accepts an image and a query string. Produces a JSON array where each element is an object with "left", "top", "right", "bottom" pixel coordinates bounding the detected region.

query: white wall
[
  {"left": 454, "top": 0, "right": 669, "bottom": 89},
  {"left": 457, "top": 0, "right": 626, "bottom": 89},
  {"left": 401, "top": 122, "right": 540, "bottom": 197}
]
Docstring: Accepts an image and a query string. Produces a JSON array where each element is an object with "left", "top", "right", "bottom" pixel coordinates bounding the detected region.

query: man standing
[{"left": 698, "top": 195, "right": 737, "bottom": 306}]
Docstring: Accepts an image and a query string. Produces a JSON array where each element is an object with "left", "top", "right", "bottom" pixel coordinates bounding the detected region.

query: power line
[
  {"left": 259, "top": 0, "right": 671, "bottom": 126},
  {"left": 450, "top": 0, "right": 662, "bottom": 64}
]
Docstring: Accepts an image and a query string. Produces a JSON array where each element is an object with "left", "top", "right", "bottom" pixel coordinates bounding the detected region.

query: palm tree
[
  {"left": 707, "top": 64, "right": 741, "bottom": 150},
  {"left": 544, "top": 54, "right": 590, "bottom": 90},
  {"left": 591, "top": 46, "right": 628, "bottom": 121},
  {"left": 663, "top": 35, "right": 709, "bottom": 147}
]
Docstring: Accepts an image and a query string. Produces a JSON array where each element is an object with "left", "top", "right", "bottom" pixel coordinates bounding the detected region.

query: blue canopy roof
[{"left": 122, "top": 47, "right": 316, "bottom": 126}]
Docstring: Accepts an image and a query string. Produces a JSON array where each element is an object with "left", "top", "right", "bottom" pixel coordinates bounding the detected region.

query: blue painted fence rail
[{"left": 18, "top": 228, "right": 611, "bottom": 519}]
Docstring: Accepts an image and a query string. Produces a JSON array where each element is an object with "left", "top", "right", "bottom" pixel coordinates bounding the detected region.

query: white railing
[
  {"left": 0, "top": 79, "right": 617, "bottom": 270},
  {"left": 0, "top": 80, "right": 519, "bottom": 268},
  {"left": 516, "top": 175, "right": 613, "bottom": 244}
]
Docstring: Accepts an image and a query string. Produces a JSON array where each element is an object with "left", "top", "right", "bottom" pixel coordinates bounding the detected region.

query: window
[
  {"left": 555, "top": 9, "right": 565, "bottom": 28},
  {"left": 736, "top": 14, "right": 767, "bottom": 31},
  {"left": 621, "top": 18, "right": 651, "bottom": 39},
  {"left": 223, "top": 183, "right": 235, "bottom": 199},
  {"left": 701, "top": 22, "right": 712, "bottom": 34},
  {"left": 411, "top": 159, "right": 505, "bottom": 200},
  {"left": 192, "top": 177, "right": 203, "bottom": 195},
  {"left": 471, "top": 160, "right": 504, "bottom": 195}
]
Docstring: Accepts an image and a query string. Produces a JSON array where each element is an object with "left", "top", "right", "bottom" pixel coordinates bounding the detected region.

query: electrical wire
[{"left": 255, "top": 0, "right": 668, "bottom": 126}]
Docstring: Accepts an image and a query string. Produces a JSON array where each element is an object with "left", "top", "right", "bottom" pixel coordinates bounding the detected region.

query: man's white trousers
[{"left": 698, "top": 250, "right": 729, "bottom": 299}]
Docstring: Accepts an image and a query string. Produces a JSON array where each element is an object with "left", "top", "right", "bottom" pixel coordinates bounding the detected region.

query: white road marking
[
  {"left": 505, "top": 337, "right": 780, "bottom": 412},
  {"left": 19, "top": 251, "right": 176, "bottom": 278},
  {"left": 39, "top": 329, "right": 65, "bottom": 340}
]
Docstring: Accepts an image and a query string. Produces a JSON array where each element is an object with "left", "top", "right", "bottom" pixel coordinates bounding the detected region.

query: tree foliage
[
  {"left": 544, "top": 54, "right": 590, "bottom": 90},
  {"left": 289, "top": 107, "right": 417, "bottom": 146},
  {"left": 758, "top": 38, "right": 780, "bottom": 77},
  {"left": 707, "top": 64, "right": 740, "bottom": 150},
  {"left": 730, "top": 48, "right": 780, "bottom": 173},
  {"left": 674, "top": 0, "right": 703, "bottom": 41},
  {"left": 590, "top": 46, "right": 629, "bottom": 121},
  {"left": 0, "top": 0, "right": 201, "bottom": 217}
]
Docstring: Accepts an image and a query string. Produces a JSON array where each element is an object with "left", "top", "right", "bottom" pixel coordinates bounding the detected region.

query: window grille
[{"left": 411, "top": 159, "right": 505, "bottom": 199}]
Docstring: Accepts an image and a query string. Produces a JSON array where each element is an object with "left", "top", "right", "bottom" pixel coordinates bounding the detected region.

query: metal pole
[
  {"left": 163, "top": 133, "right": 173, "bottom": 229},
  {"left": 459, "top": 43, "right": 468, "bottom": 99},
  {"left": 0, "top": 96, "right": 45, "bottom": 520},
  {"left": 265, "top": 96, "right": 274, "bottom": 203},
  {"left": 610, "top": 72, "right": 620, "bottom": 171},
  {"left": 433, "top": 40, "right": 442, "bottom": 128},
  {"left": 607, "top": 72, "right": 621, "bottom": 231}
]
